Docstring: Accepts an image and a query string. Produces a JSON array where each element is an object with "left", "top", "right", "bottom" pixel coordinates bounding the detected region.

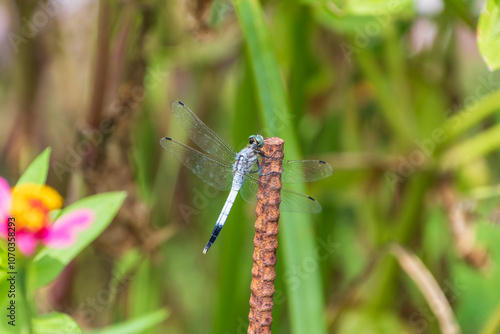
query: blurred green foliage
[{"left": 1, "top": 0, "right": 500, "bottom": 333}]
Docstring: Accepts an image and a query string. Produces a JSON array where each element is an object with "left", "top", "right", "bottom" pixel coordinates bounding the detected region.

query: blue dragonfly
[{"left": 160, "top": 101, "right": 333, "bottom": 253}]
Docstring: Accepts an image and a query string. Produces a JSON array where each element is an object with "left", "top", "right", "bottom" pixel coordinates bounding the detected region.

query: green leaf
[
  {"left": 16, "top": 148, "right": 51, "bottom": 186},
  {"left": 478, "top": 0, "right": 500, "bottom": 70},
  {"left": 30, "top": 192, "right": 127, "bottom": 289},
  {"left": 33, "top": 313, "right": 83, "bottom": 334},
  {"left": 342, "top": 0, "right": 413, "bottom": 14},
  {"left": 0, "top": 243, "right": 6, "bottom": 281},
  {"left": 86, "top": 309, "right": 169, "bottom": 334},
  {"left": 233, "top": 0, "right": 327, "bottom": 333},
  {"left": 297, "top": 0, "right": 413, "bottom": 15},
  {"left": 0, "top": 273, "right": 13, "bottom": 334}
]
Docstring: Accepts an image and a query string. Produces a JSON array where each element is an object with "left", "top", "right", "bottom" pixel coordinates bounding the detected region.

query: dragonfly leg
[
  {"left": 258, "top": 149, "right": 279, "bottom": 159},
  {"left": 257, "top": 158, "right": 263, "bottom": 176}
]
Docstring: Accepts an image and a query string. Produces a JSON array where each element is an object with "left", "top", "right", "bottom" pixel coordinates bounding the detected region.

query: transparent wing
[
  {"left": 240, "top": 174, "right": 322, "bottom": 213},
  {"left": 171, "top": 101, "right": 237, "bottom": 163},
  {"left": 281, "top": 160, "right": 334, "bottom": 184},
  {"left": 160, "top": 137, "right": 234, "bottom": 191},
  {"left": 240, "top": 176, "right": 258, "bottom": 206}
]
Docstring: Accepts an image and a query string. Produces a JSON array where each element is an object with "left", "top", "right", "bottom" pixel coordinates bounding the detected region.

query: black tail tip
[{"left": 203, "top": 241, "right": 214, "bottom": 254}]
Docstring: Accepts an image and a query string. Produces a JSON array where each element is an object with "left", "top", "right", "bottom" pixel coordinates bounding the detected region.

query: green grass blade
[
  {"left": 443, "top": 89, "right": 500, "bottom": 143},
  {"left": 480, "top": 300, "right": 500, "bottom": 334},
  {"left": 86, "top": 309, "right": 169, "bottom": 334},
  {"left": 441, "top": 122, "right": 500, "bottom": 169},
  {"left": 233, "top": 1, "right": 327, "bottom": 333},
  {"left": 33, "top": 312, "right": 83, "bottom": 334}
]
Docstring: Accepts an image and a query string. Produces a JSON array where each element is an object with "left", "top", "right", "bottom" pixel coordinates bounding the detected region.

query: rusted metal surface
[{"left": 248, "top": 137, "right": 284, "bottom": 334}]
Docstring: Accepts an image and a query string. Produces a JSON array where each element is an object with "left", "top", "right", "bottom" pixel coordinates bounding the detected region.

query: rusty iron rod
[{"left": 248, "top": 137, "right": 284, "bottom": 334}]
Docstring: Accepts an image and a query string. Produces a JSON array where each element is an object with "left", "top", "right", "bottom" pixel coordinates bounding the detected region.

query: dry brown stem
[
  {"left": 440, "top": 180, "right": 490, "bottom": 269},
  {"left": 248, "top": 137, "right": 284, "bottom": 334}
]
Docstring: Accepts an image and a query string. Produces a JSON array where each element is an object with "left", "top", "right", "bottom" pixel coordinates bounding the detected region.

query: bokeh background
[{"left": 1, "top": 0, "right": 500, "bottom": 333}]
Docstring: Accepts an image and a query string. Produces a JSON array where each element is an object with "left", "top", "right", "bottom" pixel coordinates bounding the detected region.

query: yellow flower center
[{"left": 10, "top": 184, "right": 63, "bottom": 232}]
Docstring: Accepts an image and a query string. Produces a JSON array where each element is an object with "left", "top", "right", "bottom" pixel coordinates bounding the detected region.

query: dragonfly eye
[
  {"left": 255, "top": 135, "right": 264, "bottom": 148},
  {"left": 249, "top": 135, "right": 264, "bottom": 148}
]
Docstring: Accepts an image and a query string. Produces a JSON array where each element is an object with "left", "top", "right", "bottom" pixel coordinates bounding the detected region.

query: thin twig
[
  {"left": 248, "top": 137, "right": 284, "bottom": 334},
  {"left": 388, "top": 243, "right": 461, "bottom": 334}
]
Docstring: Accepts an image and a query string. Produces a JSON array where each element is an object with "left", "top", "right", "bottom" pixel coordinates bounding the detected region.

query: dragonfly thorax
[
  {"left": 233, "top": 146, "right": 259, "bottom": 177},
  {"left": 229, "top": 134, "right": 263, "bottom": 177}
]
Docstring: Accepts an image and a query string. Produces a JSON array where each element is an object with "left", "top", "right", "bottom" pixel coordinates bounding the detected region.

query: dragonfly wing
[
  {"left": 171, "top": 101, "right": 237, "bottom": 163},
  {"left": 240, "top": 175, "right": 258, "bottom": 206},
  {"left": 282, "top": 160, "right": 333, "bottom": 184},
  {"left": 280, "top": 187, "right": 322, "bottom": 213},
  {"left": 160, "top": 137, "right": 234, "bottom": 191},
  {"left": 241, "top": 174, "right": 323, "bottom": 213}
]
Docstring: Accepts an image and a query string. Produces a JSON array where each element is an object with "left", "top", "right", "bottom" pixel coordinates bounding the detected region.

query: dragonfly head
[{"left": 248, "top": 135, "right": 264, "bottom": 149}]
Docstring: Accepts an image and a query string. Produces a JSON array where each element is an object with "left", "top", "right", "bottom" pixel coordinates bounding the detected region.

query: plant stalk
[{"left": 248, "top": 137, "right": 284, "bottom": 334}]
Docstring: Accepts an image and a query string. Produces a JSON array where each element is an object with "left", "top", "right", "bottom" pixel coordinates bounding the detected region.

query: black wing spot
[
  {"left": 308, "top": 196, "right": 317, "bottom": 202},
  {"left": 164, "top": 137, "right": 173, "bottom": 141},
  {"left": 178, "top": 101, "right": 184, "bottom": 106},
  {"left": 319, "top": 160, "right": 326, "bottom": 164}
]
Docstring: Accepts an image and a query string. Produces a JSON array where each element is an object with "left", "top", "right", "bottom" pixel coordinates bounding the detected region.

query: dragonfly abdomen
[{"left": 202, "top": 187, "right": 240, "bottom": 253}]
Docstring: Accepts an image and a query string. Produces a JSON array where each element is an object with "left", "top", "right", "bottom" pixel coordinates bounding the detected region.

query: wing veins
[
  {"left": 241, "top": 173, "right": 322, "bottom": 213},
  {"left": 160, "top": 137, "right": 234, "bottom": 191},
  {"left": 171, "top": 101, "right": 237, "bottom": 163}
]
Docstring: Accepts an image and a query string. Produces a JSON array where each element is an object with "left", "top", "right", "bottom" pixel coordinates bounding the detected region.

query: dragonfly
[{"left": 160, "top": 101, "right": 333, "bottom": 254}]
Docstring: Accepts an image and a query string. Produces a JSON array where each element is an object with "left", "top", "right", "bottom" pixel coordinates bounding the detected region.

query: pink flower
[{"left": 0, "top": 177, "right": 94, "bottom": 256}]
